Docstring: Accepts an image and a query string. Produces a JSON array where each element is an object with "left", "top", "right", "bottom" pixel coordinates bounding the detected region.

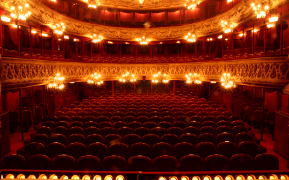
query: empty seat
[
  {"left": 167, "top": 127, "right": 183, "bottom": 137},
  {"left": 235, "top": 132, "right": 253, "bottom": 144},
  {"left": 37, "top": 126, "right": 52, "bottom": 137},
  {"left": 196, "top": 142, "right": 216, "bottom": 159},
  {"left": 128, "top": 121, "right": 142, "bottom": 129},
  {"left": 87, "top": 143, "right": 108, "bottom": 160},
  {"left": 216, "top": 126, "right": 231, "bottom": 134},
  {"left": 172, "top": 121, "right": 187, "bottom": 129},
  {"left": 200, "top": 126, "right": 215, "bottom": 134},
  {"left": 152, "top": 142, "right": 173, "bottom": 159},
  {"left": 27, "top": 154, "right": 51, "bottom": 170},
  {"left": 151, "top": 127, "right": 166, "bottom": 137},
  {"left": 57, "top": 116, "right": 70, "bottom": 122},
  {"left": 70, "top": 121, "right": 84, "bottom": 128},
  {"left": 130, "top": 142, "right": 151, "bottom": 157},
  {"left": 85, "top": 134, "right": 103, "bottom": 146},
  {"left": 127, "top": 156, "right": 152, "bottom": 171},
  {"left": 51, "top": 155, "right": 75, "bottom": 170},
  {"left": 163, "top": 116, "right": 175, "bottom": 123},
  {"left": 142, "top": 134, "right": 160, "bottom": 147},
  {"left": 84, "top": 121, "right": 98, "bottom": 129},
  {"left": 31, "top": 134, "right": 48, "bottom": 146},
  {"left": 143, "top": 122, "right": 157, "bottom": 129},
  {"left": 161, "top": 134, "right": 179, "bottom": 146},
  {"left": 123, "top": 134, "right": 142, "bottom": 146},
  {"left": 96, "top": 116, "right": 109, "bottom": 122},
  {"left": 66, "top": 142, "right": 86, "bottom": 159},
  {"left": 53, "top": 126, "right": 69, "bottom": 137},
  {"left": 110, "top": 116, "right": 123, "bottom": 123},
  {"left": 198, "top": 133, "right": 216, "bottom": 144},
  {"left": 103, "top": 134, "right": 122, "bottom": 146},
  {"left": 108, "top": 143, "right": 129, "bottom": 159},
  {"left": 101, "top": 127, "right": 117, "bottom": 137},
  {"left": 150, "top": 116, "right": 163, "bottom": 123},
  {"left": 230, "top": 154, "right": 254, "bottom": 170},
  {"left": 205, "top": 154, "right": 229, "bottom": 171},
  {"left": 190, "top": 116, "right": 203, "bottom": 122},
  {"left": 179, "top": 154, "right": 204, "bottom": 171},
  {"left": 187, "top": 121, "right": 202, "bottom": 129},
  {"left": 174, "top": 142, "right": 195, "bottom": 160},
  {"left": 232, "top": 125, "right": 248, "bottom": 136},
  {"left": 231, "top": 120, "right": 245, "bottom": 128},
  {"left": 217, "top": 133, "right": 235, "bottom": 144},
  {"left": 183, "top": 126, "right": 199, "bottom": 136},
  {"left": 254, "top": 153, "right": 279, "bottom": 170},
  {"left": 98, "top": 121, "right": 113, "bottom": 129},
  {"left": 238, "top": 141, "right": 259, "bottom": 157},
  {"left": 123, "top": 116, "right": 136, "bottom": 123},
  {"left": 117, "top": 127, "right": 134, "bottom": 137},
  {"left": 202, "top": 121, "right": 216, "bottom": 127},
  {"left": 69, "top": 127, "right": 84, "bottom": 135},
  {"left": 67, "top": 134, "right": 85, "bottom": 144},
  {"left": 157, "top": 121, "right": 171, "bottom": 129},
  {"left": 42, "top": 121, "right": 55, "bottom": 129},
  {"left": 1, "top": 154, "right": 26, "bottom": 169},
  {"left": 203, "top": 116, "right": 216, "bottom": 122},
  {"left": 113, "top": 121, "right": 127, "bottom": 129},
  {"left": 102, "top": 155, "right": 127, "bottom": 171},
  {"left": 216, "top": 120, "right": 230, "bottom": 127},
  {"left": 24, "top": 142, "right": 45, "bottom": 158},
  {"left": 217, "top": 142, "right": 238, "bottom": 159},
  {"left": 216, "top": 115, "right": 229, "bottom": 122},
  {"left": 175, "top": 115, "right": 189, "bottom": 122},
  {"left": 229, "top": 115, "right": 242, "bottom": 122},
  {"left": 153, "top": 155, "right": 178, "bottom": 172},
  {"left": 134, "top": 127, "right": 150, "bottom": 137},
  {"left": 180, "top": 134, "right": 198, "bottom": 146}
]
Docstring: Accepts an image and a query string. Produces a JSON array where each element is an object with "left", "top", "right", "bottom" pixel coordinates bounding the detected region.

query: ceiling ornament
[
  {"left": 184, "top": 0, "right": 201, "bottom": 10},
  {"left": 84, "top": 0, "right": 101, "bottom": 8},
  {"left": 152, "top": 72, "right": 169, "bottom": 83},
  {"left": 119, "top": 72, "right": 137, "bottom": 83},
  {"left": 87, "top": 73, "right": 104, "bottom": 85},
  {"left": 91, "top": 34, "right": 103, "bottom": 43},
  {"left": 186, "top": 73, "right": 202, "bottom": 84},
  {"left": 185, "top": 32, "right": 196, "bottom": 42},
  {"left": 52, "top": 22, "right": 65, "bottom": 35},
  {"left": 221, "top": 20, "right": 235, "bottom": 33},
  {"left": 251, "top": 1, "right": 269, "bottom": 19},
  {"left": 48, "top": 73, "right": 65, "bottom": 90},
  {"left": 0, "top": 0, "right": 285, "bottom": 41},
  {"left": 10, "top": 0, "right": 31, "bottom": 21}
]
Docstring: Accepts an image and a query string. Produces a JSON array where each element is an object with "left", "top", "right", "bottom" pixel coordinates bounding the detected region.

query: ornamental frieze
[
  {"left": 0, "top": 0, "right": 286, "bottom": 41},
  {"left": 1, "top": 57, "right": 289, "bottom": 89}
]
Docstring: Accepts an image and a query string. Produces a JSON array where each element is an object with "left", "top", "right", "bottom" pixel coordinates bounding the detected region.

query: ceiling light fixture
[
  {"left": 185, "top": 33, "right": 196, "bottom": 42},
  {"left": 52, "top": 23, "right": 65, "bottom": 35},
  {"left": 119, "top": 72, "right": 136, "bottom": 83},
  {"left": 84, "top": 0, "right": 100, "bottom": 8},
  {"left": 91, "top": 34, "right": 103, "bottom": 43},
  {"left": 251, "top": 2, "right": 269, "bottom": 19},
  {"left": 221, "top": 73, "right": 236, "bottom": 88},
  {"left": 48, "top": 73, "right": 65, "bottom": 90},
  {"left": 136, "top": 36, "right": 150, "bottom": 45},
  {"left": 152, "top": 72, "right": 169, "bottom": 83},
  {"left": 186, "top": 73, "right": 202, "bottom": 84},
  {"left": 10, "top": 2, "right": 31, "bottom": 21},
  {"left": 221, "top": 20, "right": 234, "bottom": 33},
  {"left": 184, "top": 0, "right": 201, "bottom": 10},
  {"left": 87, "top": 73, "right": 103, "bottom": 85}
]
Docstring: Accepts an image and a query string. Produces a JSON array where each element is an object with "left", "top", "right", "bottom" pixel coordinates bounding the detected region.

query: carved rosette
[{"left": 1, "top": 57, "right": 289, "bottom": 89}]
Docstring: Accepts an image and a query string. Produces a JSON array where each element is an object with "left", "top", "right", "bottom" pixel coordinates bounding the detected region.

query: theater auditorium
[{"left": 1, "top": 0, "right": 289, "bottom": 179}]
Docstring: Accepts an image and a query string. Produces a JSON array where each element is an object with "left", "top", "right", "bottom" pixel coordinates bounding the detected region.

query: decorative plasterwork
[
  {"left": 0, "top": 0, "right": 286, "bottom": 41},
  {"left": 1, "top": 57, "right": 289, "bottom": 89}
]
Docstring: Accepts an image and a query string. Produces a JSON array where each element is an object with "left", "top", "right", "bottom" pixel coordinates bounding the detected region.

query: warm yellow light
[
  {"left": 116, "top": 175, "right": 124, "bottom": 180},
  {"left": 64, "top": 35, "right": 69, "bottom": 39},
  {"left": 6, "top": 174, "right": 15, "bottom": 179},
  {"left": 71, "top": 175, "right": 80, "bottom": 180},
  {"left": 218, "top": 35, "right": 223, "bottom": 39},
  {"left": 267, "top": 24, "right": 274, "bottom": 28},
  {"left": 49, "top": 175, "right": 58, "bottom": 179},
  {"left": 192, "top": 177, "right": 200, "bottom": 180},
  {"left": 60, "top": 176, "right": 68, "bottom": 179},
  {"left": 104, "top": 175, "right": 113, "bottom": 180},
  {"left": 204, "top": 176, "right": 211, "bottom": 180},
  {"left": 82, "top": 175, "right": 90, "bottom": 180},
  {"left": 28, "top": 175, "right": 36, "bottom": 179},
  {"left": 17, "top": 174, "right": 26, "bottom": 179},
  {"left": 170, "top": 177, "right": 177, "bottom": 180},
  {"left": 181, "top": 176, "right": 189, "bottom": 180},
  {"left": 247, "top": 176, "right": 255, "bottom": 180},
  {"left": 93, "top": 176, "right": 101, "bottom": 180},
  {"left": 159, "top": 177, "right": 166, "bottom": 180},
  {"left": 39, "top": 174, "right": 47, "bottom": 179},
  {"left": 236, "top": 176, "right": 244, "bottom": 180},
  {"left": 1, "top": 16, "right": 11, "bottom": 22},
  {"left": 225, "top": 176, "right": 233, "bottom": 180}
]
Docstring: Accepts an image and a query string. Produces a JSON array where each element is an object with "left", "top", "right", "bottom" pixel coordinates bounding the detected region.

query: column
[
  {"left": 17, "top": 21, "right": 20, "bottom": 56},
  {"left": 173, "top": 80, "right": 176, "bottom": 97},
  {"left": 112, "top": 81, "right": 114, "bottom": 97},
  {"left": 264, "top": 26, "right": 267, "bottom": 55},
  {"left": 19, "top": 88, "right": 24, "bottom": 141},
  {"left": 260, "top": 88, "right": 265, "bottom": 141},
  {"left": 134, "top": 82, "right": 136, "bottom": 96},
  {"left": 252, "top": 26, "right": 255, "bottom": 55},
  {"left": 32, "top": 86, "right": 36, "bottom": 130},
  {"left": 42, "top": 85, "right": 46, "bottom": 119},
  {"left": 280, "top": 12, "right": 283, "bottom": 55}
]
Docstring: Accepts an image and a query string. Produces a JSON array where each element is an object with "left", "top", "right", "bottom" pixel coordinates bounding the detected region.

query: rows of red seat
[{"left": 1, "top": 94, "right": 279, "bottom": 171}]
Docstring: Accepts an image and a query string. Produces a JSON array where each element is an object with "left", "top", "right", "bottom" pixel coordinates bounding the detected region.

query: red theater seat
[
  {"left": 217, "top": 142, "right": 238, "bottom": 159},
  {"left": 174, "top": 142, "right": 195, "bottom": 160},
  {"left": 1, "top": 154, "right": 26, "bottom": 169},
  {"left": 238, "top": 141, "right": 259, "bottom": 157},
  {"left": 84, "top": 121, "right": 98, "bottom": 129},
  {"left": 187, "top": 121, "right": 202, "bottom": 129},
  {"left": 51, "top": 155, "right": 76, "bottom": 170},
  {"left": 67, "top": 134, "right": 85, "bottom": 144},
  {"left": 53, "top": 126, "right": 69, "bottom": 137},
  {"left": 24, "top": 142, "right": 45, "bottom": 158},
  {"left": 172, "top": 121, "right": 187, "bottom": 129},
  {"left": 179, "top": 154, "right": 204, "bottom": 171},
  {"left": 84, "top": 127, "right": 101, "bottom": 136},
  {"left": 76, "top": 155, "right": 101, "bottom": 171},
  {"left": 123, "top": 134, "right": 142, "bottom": 146},
  {"left": 163, "top": 116, "right": 175, "bottom": 123},
  {"left": 196, "top": 142, "right": 216, "bottom": 159},
  {"left": 167, "top": 127, "right": 183, "bottom": 137},
  {"left": 27, "top": 154, "right": 51, "bottom": 170},
  {"left": 66, "top": 142, "right": 86, "bottom": 159},
  {"left": 31, "top": 134, "right": 48, "bottom": 146},
  {"left": 69, "top": 127, "right": 84, "bottom": 135},
  {"left": 143, "top": 122, "right": 157, "bottom": 129},
  {"left": 142, "top": 134, "right": 160, "bottom": 146},
  {"left": 108, "top": 143, "right": 129, "bottom": 159},
  {"left": 153, "top": 155, "right": 178, "bottom": 172},
  {"left": 37, "top": 126, "right": 52, "bottom": 137},
  {"left": 134, "top": 127, "right": 150, "bottom": 137},
  {"left": 85, "top": 134, "right": 103, "bottom": 146},
  {"left": 42, "top": 121, "right": 55, "bottom": 129},
  {"left": 235, "top": 132, "right": 253, "bottom": 144},
  {"left": 205, "top": 154, "right": 229, "bottom": 171},
  {"left": 198, "top": 133, "right": 216, "bottom": 144},
  {"left": 130, "top": 142, "right": 151, "bottom": 157},
  {"left": 200, "top": 126, "right": 215, "bottom": 134},
  {"left": 101, "top": 127, "right": 117, "bottom": 136},
  {"left": 152, "top": 142, "right": 173, "bottom": 158},
  {"left": 161, "top": 134, "right": 179, "bottom": 146},
  {"left": 216, "top": 125, "right": 232, "bottom": 134},
  {"left": 254, "top": 153, "right": 279, "bottom": 170},
  {"left": 70, "top": 121, "right": 84, "bottom": 128},
  {"left": 151, "top": 127, "right": 166, "bottom": 137},
  {"left": 180, "top": 133, "right": 198, "bottom": 146},
  {"left": 103, "top": 134, "right": 122, "bottom": 146},
  {"left": 113, "top": 121, "right": 127, "bottom": 129},
  {"left": 117, "top": 127, "right": 134, "bottom": 137},
  {"left": 87, "top": 143, "right": 108, "bottom": 160},
  {"left": 127, "top": 156, "right": 152, "bottom": 171},
  {"left": 183, "top": 126, "right": 199, "bottom": 136},
  {"left": 230, "top": 154, "right": 254, "bottom": 170},
  {"left": 128, "top": 121, "right": 142, "bottom": 129},
  {"left": 102, "top": 155, "right": 127, "bottom": 171}
]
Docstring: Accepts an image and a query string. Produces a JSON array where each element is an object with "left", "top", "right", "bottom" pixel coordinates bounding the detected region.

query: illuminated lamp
[
  {"left": 104, "top": 175, "right": 113, "bottom": 180},
  {"left": 64, "top": 35, "right": 69, "bottom": 39},
  {"left": 1, "top": 16, "right": 11, "bottom": 22},
  {"left": 218, "top": 35, "right": 223, "bottom": 39},
  {"left": 247, "top": 175, "right": 256, "bottom": 180},
  {"left": 116, "top": 175, "right": 124, "bottom": 180},
  {"left": 280, "top": 175, "right": 289, "bottom": 180},
  {"left": 159, "top": 177, "right": 166, "bottom": 180},
  {"left": 93, "top": 176, "right": 101, "bottom": 180},
  {"left": 269, "top": 175, "right": 278, "bottom": 180},
  {"left": 236, "top": 176, "right": 245, "bottom": 180},
  {"left": 239, "top": 34, "right": 243, "bottom": 37},
  {"left": 82, "top": 175, "right": 91, "bottom": 180},
  {"left": 214, "top": 176, "right": 223, "bottom": 180},
  {"left": 267, "top": 24, "right": 274, "bottom": 28},
  {"left": 38, "top": 174, "right": 47, "bottom": 179},
  {"left": 269, "top": 16, "right": 278, "bottom": 22},
  {"left": 17, "top": 174, "right": 26, "bottom": 179},
  {"left": 71, "top": 175, "right": 80, "bottom": 180},
  {"left": 6, "top": 174, "right": 15, "bottom": 179},
  {"left": 181, "top": 176, "right": 189, "bottom": 180},
  {"left": 60, "top": 176, "right": 69, "bottom": 179},
  {"left": 193, "top": 177, "right": 201, "bottom": 180},
  {"left": 169, "top": 177, "right": 178, "bottom": 180},
  {"left": 28, "top": 175, "right": 37, "bottom": 179},
  {"left": 49, "top": 175, "right": 58, "bottom": 179},
  {"left": 225, "top": 175, "right": 234, "bottom": 180},
  {"left": 258, "top": 176, "right": 267, "bottom": 180},
  {"left": 204, "top": 176, "right": 212, "bottom": 180}
]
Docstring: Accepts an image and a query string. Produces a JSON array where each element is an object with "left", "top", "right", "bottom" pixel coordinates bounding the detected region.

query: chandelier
[
  {"left": 48, "top": 73, "right": 65, "bottom": 90},
  {"left": 185, "top": 33, "right": 196, "bottom": 42},
  {"left": 10, "top": 1, "right": 31, "bottom": 21},
  {"left": 91, "top": 34, "right": 103, "bottom": 43},
  {"left": 186, "top": 73, "right": 202, "bottom": 84},
  {"left": 221, "top": 73, "right": 236, "bottom": 88},
  {"left": 87, "top": 73, "right": 103, "bottom": 85},
  {"left": 221, "top": 21, "right": 234, "bottom": 33},
  {"left": 184, "top": 0, "right": 201, "bottom": 10},
  {"left": 136, "top": 37, "right": 150, "bottom": 45},
  {"left": 52, "top": 23, "right": 65, "bottom": 35},
  {"left": 152, "top": 72, "right": 169, "bottom": 83},
  {"left": 119, "top": 72, "right": 136, "bottom": 83},
  {"left": 251, "top": 3, "right": 269, "bottom": 18},
  {"left": 139, "top": 0, "right": 144, "bottom": 4},
  {"left": 84, "top": 0, "right": 100, "bottom": 8}
]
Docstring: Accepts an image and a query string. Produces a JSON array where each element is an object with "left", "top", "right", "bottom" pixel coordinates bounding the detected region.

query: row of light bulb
[{"left": 5, "top": 174, "right": 124, "bottom": 180}]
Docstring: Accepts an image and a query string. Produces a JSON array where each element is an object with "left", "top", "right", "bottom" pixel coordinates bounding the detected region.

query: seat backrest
[
  {"left": 216, "top": 133, "right": 234, "bottom": 144},
  {"left": 127, "top": 156, "right": 152, "bottom": 171},
  {"left": 134, "top": 127, "right": 151, "bottom": 137},
  {"left": 180, "top": 134, "right": 198, "bottom": 146},
  {"left": 76, "top": 155, "right": 101, "bottom": 171},
  {"left": 117, "top": 127, "right": 134, "bottom": 137},
  {"left": 66, "top": 142, "right": 87, "bottom": 159},
  {"left": 85, "top": 134, "right": 103, "bottom": 146},
  {"left": 27, "top": 154, "right": 51, "bottom": 170},
  {"left": 51, "top": 155, "right": 76, "bottom": 170},
  {"left": 103, "top": 134, "right": 122, "bottom": 146},
  {"left": 238, "top": 141, "right": 259, "bottom": 157},
  {"left": 123, "top": 134, "right": 142, "bottom": 146},
  {"left": 230, "top": 153, "right": 254, "bottom": 170},
  {"left": 196, "top": 142, "right": 217, "bottom": 159},
  {"left": 153, "top": 155, "right": 178, "bottom": 172},
  {"left": 254, "top": 153, "right": 279, "bottom": 170},
  {"left": 179, "top": 154, "right": 204, "bottom": 171},
  {"left": 161, "top": 134, "right": 179, "bottom": 147},
  {"left": 205, "top": 154, "right": 229, "bottom": 171},
  {"left": 217, "top": 142, "right": 238, "bottom": 159},
  {"left": 87, "top": 143, "right": 108, "bottom": 160},
  {"left": 31, "top": 134, "right": 48, "bottom": 146},
  {"left": 167, "top": 127, "right": 183, "bottom": 137},
  {"left": 130, "top": 142, "right": 151, "bottom": 157},
  {"left": 142, "top": 134, "right": 160, "bottom": 147},
  {"left": 84, "top": 127, "right": 101, "bottom": 137},
  {"left": 102, "top": 155, "right": 127, "bottom": 171},
  {"left": 67, "top": 134, "right": 85, "bottom": 144},
  {"left": 24, "top": 142, "right": 45, "bottom": 159},
  {"left": 152, "top": 142, "right": 173, "bottom": 159},
  {"left": 1, "top": 154, "right": 26, "bottom": 169},
  {"left": 174, "top": 142, "right": 195, "bottom": 160}
]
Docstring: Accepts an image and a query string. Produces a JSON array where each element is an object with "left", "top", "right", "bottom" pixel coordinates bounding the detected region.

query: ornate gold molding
[
  {"left": 0, "top": 0, "right": 286, "bottom": 41},
  {"left": 1, "top": 56, "right": 289, "bottom": 89}
]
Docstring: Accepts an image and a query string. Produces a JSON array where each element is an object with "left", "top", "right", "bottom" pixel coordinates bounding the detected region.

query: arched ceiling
[{"left": 0, "top": 0, "right": 287, "bottom": 41}]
